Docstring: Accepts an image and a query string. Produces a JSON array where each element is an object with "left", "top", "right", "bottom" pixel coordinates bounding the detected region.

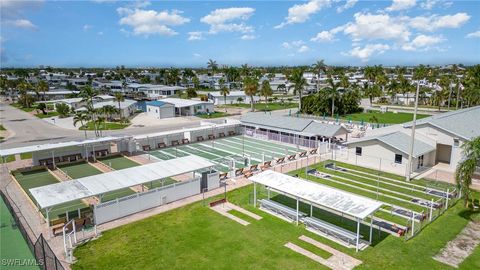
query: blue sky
[{"left": 1, "top": 0, "right": 479, "bottom": 67}]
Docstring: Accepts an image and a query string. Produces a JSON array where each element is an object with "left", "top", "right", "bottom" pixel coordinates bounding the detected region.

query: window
[
  {"left": 395, "top": 154, "right": 403, "bottom": 164},
  {"left": 454, "top": 138, "right": 460, "bottom": 147},
  {"left": 355, "top": 147, "right": 362, "bottom": 156}
]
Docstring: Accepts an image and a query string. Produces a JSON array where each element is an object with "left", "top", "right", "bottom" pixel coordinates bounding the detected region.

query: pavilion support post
[
  {"left": 267, "top": 188, "right": 270, "bottom": 199},
  {"left": 46, "top": 208, "right": 51, "bottom": 237},
  {"left": 445, "top": 188, "right": 450, "bottom": 210},
  {"left": 296, "top": 198, "right": 299, "bottom": 226},
  {"left": 429, "top": 199, "right": 434, "bottom": 221},
  {"left": 411, "top": 214, "right": 415, "bottom": 236},
  {"left": 253, "top": 182, "right": 257, "bottom": 207},
  {"left": 310, "top": 204, "right": 313, "bottom": 217},
  {"left": 369, "top": 214, "right": 373, "bottom": 244},
  {"left": 51, "top": 151, "right": 56, "bottom": 169},
  {"left": 262, "top": 153, "right": 265, "bottom": 164},
  {"left": 356, "top": 218, "right": 360, "bottom": 252},
  {"left": 92, "top": 145, "right": 96, "bottom": 162}
]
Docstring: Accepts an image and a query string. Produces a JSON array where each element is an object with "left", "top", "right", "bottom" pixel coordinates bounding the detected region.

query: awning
[
  {"left": 250, "top": 170, "right": 382, "bottom": 219},
  {"left": 29, "top": 155, "right": 215, "bottom": 209}
]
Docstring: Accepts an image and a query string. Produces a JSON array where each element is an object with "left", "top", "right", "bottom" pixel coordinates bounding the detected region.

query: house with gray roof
[
  {"left": 344, "top": 131, "right": 436, "bottom": 175},
  {"left": 404, "top": 105, "right": 480, "bottom": 169}
]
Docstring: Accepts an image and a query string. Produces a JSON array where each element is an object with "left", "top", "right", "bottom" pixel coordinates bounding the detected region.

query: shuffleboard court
[
  {"left": 59, "top": 162, "right": 102, "bottom": 179},
  {"left": 97, "top": 155, "right": 140, "bottom": 170}
]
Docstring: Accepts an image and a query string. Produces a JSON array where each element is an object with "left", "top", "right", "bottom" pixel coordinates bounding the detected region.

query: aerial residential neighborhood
[{"left": 0, "top": 1, "right": 479, "bottom": 270}]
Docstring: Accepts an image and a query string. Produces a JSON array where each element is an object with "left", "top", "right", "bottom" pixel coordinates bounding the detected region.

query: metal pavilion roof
[
  {"left": 250, "top": 170, "right": 382, "bottom": 220},
  {"left": 29, "top": 155, "right": 215, "bottom": 209}
]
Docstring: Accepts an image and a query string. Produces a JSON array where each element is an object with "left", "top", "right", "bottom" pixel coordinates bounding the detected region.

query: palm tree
[
  {"left": 36, "top": 80, "right": 49, "bottom": 101},
  {"left": 312, "top": 60, "right": 327, "bottom": 93},
  {"left": 219, "top": 78, "right": 230, "bottom": 112},
  {"left": 288, "top": 68, "right": 307, "bottom": 111},
  {"left": 102, "top": 105, "right": 118, "bottom": 121},
  {"left": 207, "top": 59, "right": 218, "bottom": 75},
  {"left": 73, "top": 111, "right": 90, "bottom": 138},
  {"left": 439, "top": 75, "right": 452, "bottom": 110},
  {"left": 455, "top": 136, "right": 480, "bottom": 208},
  {"left": 114, "top": 92, "right": 125, "bottom": 121},
  {"left": 277, "top": 83, "right": 286, "bottom": 93},
  {"left": 259, "top": 80, "right": 273, "bottom": 112},
  {"left": 325, "top": 78, "right": 340, "bottom": 117},
  {"left": 243, "top": 76, "right": 259, "bottom": 112},
  {"left": 17, "top": 81, "right": 32, "bottom": 108}
]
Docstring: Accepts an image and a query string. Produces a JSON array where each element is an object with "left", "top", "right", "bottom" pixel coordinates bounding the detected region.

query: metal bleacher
[
  {"left": 304, "top": 216, "right": 362, "bottom": 246},
  {"left": 259, "top": 199, "right": 306, "bottom": 222}
]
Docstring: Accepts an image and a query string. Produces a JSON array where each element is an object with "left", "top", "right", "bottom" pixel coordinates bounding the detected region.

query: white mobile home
[
  {"left": 146, "top": 101, "right": 175, "bottom": 119},
  {"left": 161, "top": 98, "right": 214, "bottom": 116}
]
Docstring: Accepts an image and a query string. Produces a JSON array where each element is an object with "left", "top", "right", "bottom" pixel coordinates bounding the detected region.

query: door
[{"left": 417, "top": 155, "right": 424, "bottom": 169}]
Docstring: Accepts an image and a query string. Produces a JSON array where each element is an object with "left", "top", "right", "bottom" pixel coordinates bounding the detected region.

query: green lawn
[
  {"left": 80, "top": 121, "right": 130, "bottom": 130},
  {"left": 73, "top": 183, "right": 480, "bottom": 270},
  {"left": 227, "top": 102, "right": 297, "bottom": 111},
  {"left": 11, "top": 103, "right": 36, "bottom": 112},
  {"left": 58, "top": 162, "right": 102, "bottom": 179},
  {"left": 1, "top": 196, "right": 39, "bottom": 270},
  {"left": 3, "top": 155, "right": 16, "bottom": 163},
  {"left": 20, "top": 152, "right": 32, "bottom": 160},
  {"left": 196, "top": 111, "right": 230, "bottom": 119},
  {"left": 97, "top": 155, "right": 139, "bottom": 170},
  {"left": 35, "top": 111, "right": 60, "bottom": 119},
  {"left": 341, "top": 111, "right": 430, "bottom": 124}
]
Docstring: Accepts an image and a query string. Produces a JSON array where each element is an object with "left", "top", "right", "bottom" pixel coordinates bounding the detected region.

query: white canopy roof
[
  {"left": 30, "top": 155, "right": 214, "bottom": 209},
  {"left": 0, "top": 136, "right": 129, "bottom": 157},
  {"left": 250, "top": 170, "right": 382, "bottom": 219}
]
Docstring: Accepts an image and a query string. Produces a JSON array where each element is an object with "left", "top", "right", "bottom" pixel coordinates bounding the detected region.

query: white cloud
[
  {"left": 420, "top": 0, "right": 438, "bottom": 10},
  {"left": 200, "top": 7, "right": 255, "bottom": 34},
  {"left": 466, "top": 31, "right": 480, "bottom": 38},
  {"left": 117, "top": 5, "right": 190, "bottom": 36},
  {"left": 83, "top": 24, "right": 93, "bottom": 31},
  {"left": 347, "top": 43, "right": 390, "bottom": 61},
  {"left": 275, "top": 0, "right": 331, "bottom": 28},
  {"left": 408, "top": 13, "right": 470, "bottom": 32},
  {"left": 188, "top": 31, "right": 203, "bottom": 41},
  {"left": 282, "top": 42, "right": 292, "bottom": 49},
  {"left": 311, "top": 31, "right": 335, "bottom": 42},
  {"left": 337, "top": 0, "right": 358, "bottom": 13},
  {"left": 402, "top": 34, "right": 444, "bottom": 51},
  {"left": 97, "top": 31, "right": 104, "bottom": 36},
  {"left": 193, "top": 53, "right": 202, "bottom": 58},
  {"left": 297, "top": 45, "right": 310, "bottom": 53},
  {"left": 344, "top": 13, "right": 410, "bottom": 42},
  {"left": 386, "top": 0, "right": 417, "bottom": 12},
  {"left": 10, "top": 19, "right": 37, "bottom": 29},
  {"left": 241, "top": 34, "right": 256, "bottom": 40}
]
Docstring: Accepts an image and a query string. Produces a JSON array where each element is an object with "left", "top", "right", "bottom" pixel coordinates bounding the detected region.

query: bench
[
  {"left": 304, "top": 216, "right": 362, "bottom": 246},
  {"left": 260, "top": 161, "right": 272, "bottom": 171},
  {"left": 244, "top": 170, "right": 253, "bottom": 178},
  {"left": 52, "top": 223, "right": 66, "bottom": 236},
  {"left": 158, "top": 142, "right": 166, "bottom": 148},
  {"left": 228, "top": 131, "right": 236, "bottom": 136},
  {"left": 249, "top": 164, "right": 258, "bottom": 171},
  {"left": 299, "top": 151, "right": 307, "bottom": 158},
  {"left": 142, "top": 145, "right": 151, "bottom": 151},
  {"left": 235, "top": 168, "right": 244, "bottom": 176},
  {"left": 276, "top": 157, "right": 285, "bottom": 164},
  {"left": 171, "top": 140, "right": 180, "bottom": 146},
  {"left": 287, "top": 154, "right": 296, "bottom": 161},
  {"left": 182, "top": 138, "right": 190, "bottom": 144},
  {"left": 209, "top": 198, "right": 227, "bottom": 207},
  {"left": 219, "top": 132, "right": 226, "bottom": 138},
  {"left": 197, "top": 136, "right": 204, "bottom": 141},
  {"left": 259, "top": 199, "right": 307, "bottom": 222},
  {"left": 309, "top": 148, "right": 318, "bottom": 155},
  {"left": 208, "top": 134, "right": 215, "bottom": 140},
  {"left": 219, "top": 172, "right": 228, "bottom": 180}
]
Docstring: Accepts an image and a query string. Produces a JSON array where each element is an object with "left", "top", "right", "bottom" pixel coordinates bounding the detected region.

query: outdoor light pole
[{"left": 406, "top": 79, "right": 421, "bottom": 181}]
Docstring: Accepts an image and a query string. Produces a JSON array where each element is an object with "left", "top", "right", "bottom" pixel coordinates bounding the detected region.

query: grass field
[
  {"left": 150, "top": 136, "right": 300, "bottom": 172},
  {"left": 97, "top": 156, "right": 140, "bottom": 170},
  {"left": 0, "top": 196, "right": 39, "bottom": 270},
  {"left": 72, "top": 183, "right": 480, "bottom": 270},
  {"left": 13, "top": 169, "right": 87, "bottom": 219},
  {"left": 341, "top": 111, "right": 430, "bottom": 124},
  {"left": 196, "top": 111, "right": 230, "bottom": 119},
  {"left": 80, "top": 121, "right": 130, "bottom": 130},
  {"left": 59, "top": 162, "right": 102, "bottom": 179}
]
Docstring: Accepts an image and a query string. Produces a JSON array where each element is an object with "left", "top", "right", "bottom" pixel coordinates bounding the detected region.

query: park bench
[
  {"left": 259, "top": 199, "right": 306, "bottom": 222},
  {"left": 171, "top": 140, "right": 180, "bottom": 146},
  {"left": 276, "top": 157, "right": 285, "bottom": 164},
  {"left": 243, "top": 170, "right": 254, "bottom": 178},
  {"left": 197, "top": 136, "right": 204, "bottom": 141},
  {"left": 182, "top": 138, "right": 190, "bottom": 144},
  {"left": 219, "top": 172, "right": 228, "bottom": 180},
  {"left": 260, "top": 161, "right": 272, "bottom": 171},
  {"left": 299, "top": 151, "right": 307, "bottom": 158},
  {"left": 208, "top": 134, "right": 215, "bottom": 140},
  {"left": 158, "top": 142, "right": 167, "bottom": 148},
  {"left": 249, "top": 164, "right": 258, "bottom": 171},
  {"left": 235, "top": 168, "right": 244, "bottom": 176},
  {"left": 142, "top": 145, "right": 151, "bottom": 151},
  {"left": 228, "top": 131, "right": 236, "bottom": 136},
  {"left": 219, "top": 132, "right": 226, "bottom": 138},
  {"left": 309, "top": 148, "right": 318, "bottom": 155},
  {"left": 209, "top": 198, "right": 227, "bottom": 207},
  {"left": 287, "top": 154, "right": 296, "bottom": 161},
  {"left": 304, "top": 216, "right": 362, "bottom": 246}
]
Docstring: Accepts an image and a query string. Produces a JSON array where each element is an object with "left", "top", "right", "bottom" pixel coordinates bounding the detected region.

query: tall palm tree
[
  {"left": 260, "top": 80, "right": 273, "bottom": 112},
  {"left": 325, "top": 78, "right": 340, "bottom": 117},
  {"left": 114, "top": 92, "right": 125, "bottom": 121},
  {"left": 243, "top": 76, "right": 259, "bottom": 112},
  {"left": 17, "top": 81, "right": 32, "bottom": 108},
  {"left": 439, "top": 75, "right": 451, "bottom": 110},
  {"left": 73, "top": 111, "right": 89, "bottom": 138},
  {"left": 36, "top": 80, "right": 49, "bottom": 101},
  {"left": 219, "top": 78, "right": 229, "bottom": 111},
  {"left": 207, "top": 59, "right": 218, "bottom": 75},
  {"left": 455, "top": 136, "right": 480, "bottom": 208},
  {"left": 288, "top": 68, "right": 307, "bottom": 111},
  {"left": 312, "top": 60, "right": 327, "bottom": 93}
]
